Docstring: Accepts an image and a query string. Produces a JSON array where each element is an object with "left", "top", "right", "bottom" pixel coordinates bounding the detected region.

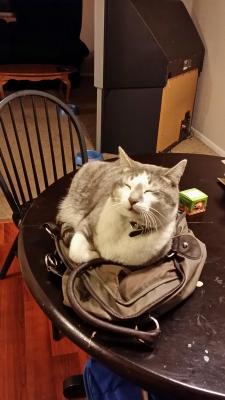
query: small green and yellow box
[{"left": 179, "top": 188, "right": 208, "bottom": 215}]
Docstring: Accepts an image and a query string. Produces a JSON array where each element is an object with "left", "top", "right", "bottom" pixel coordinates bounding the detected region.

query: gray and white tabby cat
[{"left": 56, "top": 148, "right": 187, "bottom": 266}]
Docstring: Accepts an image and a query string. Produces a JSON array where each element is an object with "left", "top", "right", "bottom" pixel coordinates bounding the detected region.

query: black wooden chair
[
  {"left": 0, "top": 89, "right": 88, "bottom": 279},
  {"left": 0, "top": 90, "right": 145, "bottom": 399},
  {"left": 0, "top": 89, "right": 88, "bottom": 399}
]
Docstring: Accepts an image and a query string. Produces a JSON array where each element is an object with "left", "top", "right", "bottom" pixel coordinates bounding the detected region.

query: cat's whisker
[
  {"left": 148, "top": 209, "right": 162, "bottom": 228},
  {"left": 149, "top": 206, "right": 168, "bottom": 221},
  {"left": 150, "top": 213, "right": 157, "bottom": 232},
  {"left": 138, "top": 207, "right": 149, "bottom": 227},
  {"left": 147, "top": 210, "right": 158, "bottom": 232},
  {"left": 148, "top": 214, "right": 155, "bottom": 232},
  {"left": 139, "top": 211, "right": 145, "bottom": 232},
  {"left": 145, "top": 209, "right": 154, "bottom": 226},
  {"left": 143, "top": 210, "right": 152, "bottom": 230},
  {"left": 149, "top": 211, "right": 163, "bottom": 227},
  {"left": 151, "top": 214, "right": 160, "bottom": 229},
  {"left": 142, "top": 210, "right": 150, "bottom": 232},
  {"left": 143, "top": 209, "right": 155, "bottom": 232}
]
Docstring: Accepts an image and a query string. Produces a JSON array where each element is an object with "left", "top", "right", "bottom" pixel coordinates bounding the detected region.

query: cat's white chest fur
[{"left": 94, "top": 198, "right": 175, "bottom": 265}]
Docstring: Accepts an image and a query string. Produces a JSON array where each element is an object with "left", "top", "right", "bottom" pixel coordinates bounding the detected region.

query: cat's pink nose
[{"left": 128, "top": 197, "right": 138, "bottom": 206}]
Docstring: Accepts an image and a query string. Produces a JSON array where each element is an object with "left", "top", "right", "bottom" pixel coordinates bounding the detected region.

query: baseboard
[{"left": 192, "top": 127, "right": 225, "bottom": 157}]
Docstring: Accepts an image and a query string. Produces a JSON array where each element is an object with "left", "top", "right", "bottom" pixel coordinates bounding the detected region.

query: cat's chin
[
  {"left": 130, "top": 204, "right": 141, "bottom": 214},
  {"left": 119, "top": 208, "right": 144, "bottom": 224},
  {"left": 129, "top": 208, "right": 140, "bottom": 217}
]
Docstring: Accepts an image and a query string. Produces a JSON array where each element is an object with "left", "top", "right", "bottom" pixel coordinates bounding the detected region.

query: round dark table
[{"left": 18, "top": 153, "right": 225, "bottom": 400}]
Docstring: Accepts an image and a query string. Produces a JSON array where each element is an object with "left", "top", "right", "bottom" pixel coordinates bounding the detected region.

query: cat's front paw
[
  {"left": 69, "top": 249, "right": 99, "bottom": 264},
  {"left": 69, "top": 232, "right": 99, "bottom": 264}
]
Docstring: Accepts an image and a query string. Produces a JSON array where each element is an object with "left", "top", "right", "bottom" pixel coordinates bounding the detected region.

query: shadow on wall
[{"left": 190, "top": 5, "right": 212, "bottom": 134}]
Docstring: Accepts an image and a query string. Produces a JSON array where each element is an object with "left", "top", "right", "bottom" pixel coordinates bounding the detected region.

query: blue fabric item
[
  {"left": 75, "top": 150, "right": 103, "bottom": 166},
  {"left": 83, "top": 358, "right": 143, "bottom": 400}
]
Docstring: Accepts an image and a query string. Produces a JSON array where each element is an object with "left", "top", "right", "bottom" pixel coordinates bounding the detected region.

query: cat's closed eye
[
  {"left": 144, "top": 189, "right": 159, "bottom": 194},
  {"left": 124, "top": 183, "right": 131, "bottom": 189}
]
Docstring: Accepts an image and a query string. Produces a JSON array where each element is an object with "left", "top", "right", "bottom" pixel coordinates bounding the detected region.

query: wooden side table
[
  {"left": 0, "top": 64, "right": 76, "bottom": 102},
  {"left": 0, "top": 12, "right": 16, "bottom": 23}
]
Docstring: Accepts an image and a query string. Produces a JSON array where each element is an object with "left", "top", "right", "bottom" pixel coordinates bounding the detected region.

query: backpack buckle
[
  {"left": 166, "top": 250, "right": 177, "bottom": 260},
  {"left": 45, "top": 253, "right": 66, "bottom": 277}
]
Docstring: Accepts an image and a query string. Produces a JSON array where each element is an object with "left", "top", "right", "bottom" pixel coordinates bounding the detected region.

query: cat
[{"left": 56, "top": 147, "right": 187, "bottom": 266}]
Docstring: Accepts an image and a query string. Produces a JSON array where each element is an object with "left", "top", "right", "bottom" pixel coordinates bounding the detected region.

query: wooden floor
[{"left": 0, "top": 221, "right": 88, "bottom": 400}]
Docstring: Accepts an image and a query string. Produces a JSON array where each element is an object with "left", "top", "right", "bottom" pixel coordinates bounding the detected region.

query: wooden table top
[
  {"left": 0, "top": 64, "right": 76, "bottom": 76},
  {"left": 18, "top": 153, "right": 225, "bottom": 400}
]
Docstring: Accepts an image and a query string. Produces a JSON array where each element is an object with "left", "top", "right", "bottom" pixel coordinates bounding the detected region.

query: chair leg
[
  {"left": 52, "top": 323, "right": 64, "bottom": 341},
  {"left": 0, "top": 235, "right": 18, "bottom": 279},
  {"left": 63, "top": 374, "right": 86, "bottom": 399}
]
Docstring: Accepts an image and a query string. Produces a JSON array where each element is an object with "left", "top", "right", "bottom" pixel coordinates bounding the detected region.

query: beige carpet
[{"left": 0, "top": 78, "right": 217, "bottom": 220}]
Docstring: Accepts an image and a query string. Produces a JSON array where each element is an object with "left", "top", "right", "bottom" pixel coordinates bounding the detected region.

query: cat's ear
[
  {"left": 118, "top": 147, "right": 134, "bottom": 171},
  {"left": 165, "top": 159, "right": 187, "bottom": 183}
]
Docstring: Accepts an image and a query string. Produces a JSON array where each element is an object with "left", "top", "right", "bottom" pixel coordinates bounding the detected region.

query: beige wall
[
  {"left": 183, "top": 0, "right": 225, "bottom": 155},
  {"left": 80, "top": 0, "right": 94, "bottom": 74},
  {"left": 182, "top": 0, "right": 193, "bottom": 14}
]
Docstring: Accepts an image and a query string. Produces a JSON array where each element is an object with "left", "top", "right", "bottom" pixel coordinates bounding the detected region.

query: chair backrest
[{"left": 0, "top": 90, "right": 88, "bottom": 222}]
